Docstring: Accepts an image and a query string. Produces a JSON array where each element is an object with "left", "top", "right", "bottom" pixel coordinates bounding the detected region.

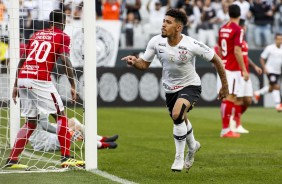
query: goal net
[{"left": 0, "top": 0, "right": 96, "bottom": 172}]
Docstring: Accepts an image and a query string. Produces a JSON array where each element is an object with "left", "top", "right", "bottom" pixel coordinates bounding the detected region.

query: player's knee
[
  {"left": 245, "top": 98, "right": 252, "bottom": 106},
  {"left": 172, "top": 104, "right": 187, "bottom": 125}
]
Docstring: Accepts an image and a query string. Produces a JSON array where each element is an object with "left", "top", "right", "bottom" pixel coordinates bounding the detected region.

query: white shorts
[
  {"left": 237, "top": 76, "right": 253, "bottom": 97},
  {"left": 217, "top": 70, "right": 241, "bottom": 95},
  {"left": 18, "top": 78, "right": 64, "bottom": 117}
]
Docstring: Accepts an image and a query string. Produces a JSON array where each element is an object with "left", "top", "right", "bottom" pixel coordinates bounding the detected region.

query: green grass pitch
[{"left": 1, "top": 107, "right": 282, "bottom": 184}]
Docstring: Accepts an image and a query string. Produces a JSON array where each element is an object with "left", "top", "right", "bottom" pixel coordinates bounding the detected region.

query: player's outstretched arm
[
  {"left": 259, "top": 57, "right": 268, "bottom": 74},
  {"left": 121, "top": 55, "right": 151, "bottom": 70},
  {"left": 210, "top": 53, "right": 229, "bottom": 100},
  {"left": 12, "top": 55, "right": 26, "bottom": 104},
  {"left": 60, "top": 53, "right": 77, "bottom": 102}
]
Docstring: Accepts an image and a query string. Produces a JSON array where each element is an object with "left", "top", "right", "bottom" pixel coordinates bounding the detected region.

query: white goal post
[
  {"left": 83, "top": 0, "right": 97, "bottom": 170},
  {"left": 0, "top": 0, "right": 97, "bottom": 172}
]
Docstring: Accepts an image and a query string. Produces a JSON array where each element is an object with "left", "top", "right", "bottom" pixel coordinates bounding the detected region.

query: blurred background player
[
  {"left": 230, "top": 19, "right": 262, "bottom": 134},
  {"left": 5, "top": 10, "right": 83, "bottom": 169},
  {"left": 29, "top": 114, "right": 118, "bottom": 152},
  {"left": 253, "top": 33, "right": 282, "bottom": 112},
  {"left": 217, "top": 4, "right": 249, "bottom": 138}
]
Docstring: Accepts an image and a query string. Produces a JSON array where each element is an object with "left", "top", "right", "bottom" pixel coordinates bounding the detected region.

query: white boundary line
[{"left": 0, "top": 151, "right": 138, "bottom": 184}]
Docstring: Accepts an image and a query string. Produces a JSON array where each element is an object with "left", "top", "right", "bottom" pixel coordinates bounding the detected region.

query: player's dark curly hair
[
  {"left": 165, "top": 9, "right": 187, "bottom": 26},
  {"left": 49, "top": 9, "right": 66, "bottom": 24},
  {"left": 228, "top": 4, "right": 240, "bottom": 18}
]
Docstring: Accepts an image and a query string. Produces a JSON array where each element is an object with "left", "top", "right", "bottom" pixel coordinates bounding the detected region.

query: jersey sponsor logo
[
  {"left": 158, "top": 43, "right": 166, "bottom": 47},
  {"left": 178, "top": 50, "right": 188, "bottom": 61},
  {"left": 163, "top": 83, "right": 183, "bottom": 90},
  {"left": 220, "top": 28, "right": 232, "bottom": 33},
  {"left": 21, "top": 70, "right": 38, "bottom": 75}
]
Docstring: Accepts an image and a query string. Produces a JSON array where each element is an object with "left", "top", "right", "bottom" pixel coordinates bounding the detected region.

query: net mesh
[{"left": 0, "top": 0, "right": 85, "bottom": 172}]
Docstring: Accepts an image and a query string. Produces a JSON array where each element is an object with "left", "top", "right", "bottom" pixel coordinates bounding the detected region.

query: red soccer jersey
[
  {"left": 218, "top": 22, "right": 243, "bottom": 71},
  {"left": 241, "top": 40, "right": 249, "bottom": 73},
  {"left": 18, "top": 27, "right": 70, "bottom": 81}
]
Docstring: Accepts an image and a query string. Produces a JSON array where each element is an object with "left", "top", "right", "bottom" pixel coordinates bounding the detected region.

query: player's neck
[
  {"left": 229, "top": 18, "right": 239, "bottom": 25},
  {"left": 50, "top": 24, "right": 63, "bottom": 31},
  {"left": 276, "top": 43, "right": 281, "bottom": 48},
  {"left": 167, "top": 34, "right": 182, "bottom": 47}
]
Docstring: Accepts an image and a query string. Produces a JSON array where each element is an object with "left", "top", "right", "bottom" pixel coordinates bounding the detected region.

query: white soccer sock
[
  {"left": 97, "top": 141, "right": 102, "bottom": 148},
  {"left": 173, "top": 121, "right": 187, "bottom": 157},
  {"left": 272, "top": 90, "right": 281, "bottom": 105},
  {"left": 186, "top": 120, "right": 196, "bottom": 151},
  {"left": 257, "top": 86, "right": 269, "bottom": 95}
]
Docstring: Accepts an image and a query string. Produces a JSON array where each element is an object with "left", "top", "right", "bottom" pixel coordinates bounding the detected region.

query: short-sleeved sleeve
[
  {"left": 140, "top": 36, "right": 157, "bottom": 62},
  {"left": 234, "top": 28, "right": 244, "bottom": 47},
  {"left": 192, "top": 40, "right": 215, "bottom": 62},
  {"left": 59, "top": 34, "right": 70, "bottom": 54},
  {"left": 260, "top": 46, "right": 270, "bottom": 59}
]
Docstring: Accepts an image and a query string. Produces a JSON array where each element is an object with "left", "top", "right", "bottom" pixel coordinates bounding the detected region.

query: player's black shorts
[
  {"left": 165, "top": 85, "right": 201, "bottom": 115},
  {"left": 267, "top": 73, "right": 281, "bottom": 85}
]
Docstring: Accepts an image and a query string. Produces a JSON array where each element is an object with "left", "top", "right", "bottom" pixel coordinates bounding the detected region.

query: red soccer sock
[
  {"left": 221, "top": 100, "right": 234, "bottom": 129},
  {"left": 234, "top": 104, "right": 242, "bottom": 127},
  {"left": 9, "top": 122, "right": 36, "bottom": 161},
  {"left": 57, "top": 116, "right": 71, "bottom": 157}
]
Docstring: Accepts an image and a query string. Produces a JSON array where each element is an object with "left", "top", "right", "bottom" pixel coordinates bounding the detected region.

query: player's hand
[
  {"left": 121, "top": 55, "right": 137, "bottom": 66},
  {"left": 242, "top": 70, "right": 249, "bottom": 81},
  {"left": 12, "top": 87, "right": 18, "bottom": 104},
  {"left": 71, "top": 87, "right": 77, "bottom": 103},
  {"left": 255, "top": 66, "right": 262, "bottom": 75},
  {"left": 217, "top": 85, "right": 229, "bottom": 100}
]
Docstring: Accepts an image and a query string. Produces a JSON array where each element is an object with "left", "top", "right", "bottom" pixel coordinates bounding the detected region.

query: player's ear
[{"left": 176, "top": 24, "right": 183, "bottom": 32}]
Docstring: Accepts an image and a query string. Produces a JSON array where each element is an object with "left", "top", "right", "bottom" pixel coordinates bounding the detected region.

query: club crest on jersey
[{"left": 178, "top": 50, "right": 188, "bottom": 61}]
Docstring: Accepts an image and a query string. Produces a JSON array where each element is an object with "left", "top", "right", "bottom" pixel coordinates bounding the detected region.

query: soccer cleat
[
  {"left": 61, "top": 156, "right": 85, "bottom": 168},
  {"left": 184, "top": 141, "right": 201, "bottom": 172},
  {"left": 275, "top": 104, "right": 282, "bottom": 112},
  {"left": 100, "top": 142, "right": 118, "bottom": 149},
  {"left": 104, "top": 134, "right": 119, "bottom": 142},
  {"left": 171, "top": 154, "right": 184, "bottom": 172},
  {"left": 5, "top": 159, "right": 28, "bottom": 170},
  {"left": 252, "top": 92, "right": 260, "bottom": 104},
  {"left": 220, "top": 130, "right": 240, "bottom": 138},
  {"left": 235, "top": 125, "right": 249, "bottom": 134}
]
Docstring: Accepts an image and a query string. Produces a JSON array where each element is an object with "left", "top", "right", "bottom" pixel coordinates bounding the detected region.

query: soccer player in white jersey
[
  {"left": 5, "top": 10, "right": 84, "bottom": 169},
  {"left": 253, "top": 33, "right": 282, "bottom": 112},
  {"left": 29, "top": 114, "right": 118, "bottom": 151},
  {"left": 122, "top": 9, "right": 229, "bottom": 172}
]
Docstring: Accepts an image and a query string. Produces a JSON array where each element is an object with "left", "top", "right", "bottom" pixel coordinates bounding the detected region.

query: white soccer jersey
[
  {"left": 261, "top": 44, "right": 282, "bottom": 74},
  {"left": 141, "top": 34, "right": 215, "bottom": 93}
]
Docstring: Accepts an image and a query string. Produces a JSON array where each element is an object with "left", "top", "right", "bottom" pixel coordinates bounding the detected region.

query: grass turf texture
[{"left": 1, "top": 107, "right": 282, "bottom": 184}]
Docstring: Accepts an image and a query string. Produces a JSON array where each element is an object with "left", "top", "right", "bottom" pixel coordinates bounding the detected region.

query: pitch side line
[
  {"left": 19, "top": 151, "right": 138, "bottom": 184},
  {"left": 89, "top": 169, "right": 138, "bottom": 184}
]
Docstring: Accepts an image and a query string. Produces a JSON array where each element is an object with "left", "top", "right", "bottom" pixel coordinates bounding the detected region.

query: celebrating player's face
[{"left": 161, "top": 16, "right": 180, "bottom": 38}]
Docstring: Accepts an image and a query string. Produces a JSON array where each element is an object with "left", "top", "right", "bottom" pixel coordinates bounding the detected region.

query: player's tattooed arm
[
  {"left": 210, "top": 53, "right": 229, "bottom": 99},
  {"left": 121, "top": 56, "right": 151, "bottom": 70},
  {"left": 60, "top": 53, "right": 77, "bottom": 102}
]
